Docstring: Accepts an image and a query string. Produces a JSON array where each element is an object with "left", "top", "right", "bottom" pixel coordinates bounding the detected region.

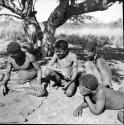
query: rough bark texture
[
  {"left": 43, "top": 0, "right": 122, "bottom": 57},
  {"left": 0, "top": 0, "right": 123, "bottom": 57}
]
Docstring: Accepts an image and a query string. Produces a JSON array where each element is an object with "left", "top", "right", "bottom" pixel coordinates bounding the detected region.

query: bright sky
[{"left": 35, "top": 0, "right": 123, "bottom": 23}]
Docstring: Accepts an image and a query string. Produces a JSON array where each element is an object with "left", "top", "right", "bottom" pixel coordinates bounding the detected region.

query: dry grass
[
  {"left": 0, "top": 19, "right": 123, "bottom": 48},
  {"left": 0, "top": 19, "right": 25, "bottom": 41},
  {"left": 55, "top": 22, "right": 123, "bottom": 48}
]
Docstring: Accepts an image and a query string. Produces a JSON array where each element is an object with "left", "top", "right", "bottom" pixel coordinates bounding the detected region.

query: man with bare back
[
  {"left": 73, "top": 74, "right": 124, "bottom": 123},
  {"left": 0, "top": 41, "right": 46, "bottom": 97},
  {"left": 44, "top": 39, "right": 78, "bottom": 97},
  {"left": 84, "top": 42, "right": 112, "bottom": 88}
]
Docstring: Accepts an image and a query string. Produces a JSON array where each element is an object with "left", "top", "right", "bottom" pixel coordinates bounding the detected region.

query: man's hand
[
  {"left": 61, "top": 81, "right": 71, "bottom": 90},
  {"left": 73, "top": 105, "right": 83, "bottom": 117},
  {"left": 81, "top": 87, "right": 92, "bottom": 97}
]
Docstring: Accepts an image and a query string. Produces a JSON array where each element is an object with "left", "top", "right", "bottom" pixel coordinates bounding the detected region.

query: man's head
[
  {"left": 83, "top": 42, "right": 97, "bottom": 61},
  {"left": 54, "top": 40, "right": 69, "bottom": 59},
  {"left": 79, "top": 74, "right": 98, "bottom": 96},
  {"left": 7, "top": 41, "right": 22, "bottom": 58}
]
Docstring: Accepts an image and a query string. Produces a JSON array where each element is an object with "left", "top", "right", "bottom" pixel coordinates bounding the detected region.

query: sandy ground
[
  {"left": 23, "top": 64, "right": 123, "bottom": 124},
  {"left": 26, "top": 86, "right": 122, "bottom": 124},
  {"left": 0, "top": 40, "right": 124, "bottom": 124}
]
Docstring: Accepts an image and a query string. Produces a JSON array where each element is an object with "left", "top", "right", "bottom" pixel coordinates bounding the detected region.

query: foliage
[
  {"left": 56, "top": 34, "right": 111, "bottom": 48},
  {"left": 55, "top": 21, "right": 123, "bottom": 48},
  {"left": 69, "top": 14, "right": 97, "bottom": 24}
]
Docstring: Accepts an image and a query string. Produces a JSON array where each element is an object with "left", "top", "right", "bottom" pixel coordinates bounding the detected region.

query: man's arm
[
  {"left": 30, "top": 55, "right": 42, "bottom": 85},
  {"left": 73, "top": 102, "right": 88, "bottom": 117},
  {"left": 84, "top": 89, "right": 105, "bottom": 115},
  {"left": 70, "top": 54, "right": 78, "bottom": 83},
  {"left": 73, "top": 101, "right": 88, "bottom": 117},
  {"left": 2, "top": 61, "right": 12, "bottom": 86},
  {"left": 0, "top": 59, "right": 12, "bottom": 95},
  {"left": 85, "top": 61, "right": 103, "bottom": 84},
  {"left": 96, "top": 58, "right": 112, "bottom": 86},
  {"left": 47, "top": 53, "right": 57, "bottom": 66}
]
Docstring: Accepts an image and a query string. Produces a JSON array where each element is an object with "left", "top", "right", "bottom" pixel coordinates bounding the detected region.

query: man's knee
[
  {"left": 44, "top": 68, "right": 52, "bottom": 77},
  {"left": 65, "top": 84, "right": 76, "bottom": 97},
  {"left": 66, "top": 90, "right": 74, "bottom": 97}
]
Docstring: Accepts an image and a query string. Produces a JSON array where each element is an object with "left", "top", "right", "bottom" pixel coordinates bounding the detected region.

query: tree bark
[
  {"left": 42, "top": 0, "right": 122, "bottom": 57},
  {"left": 0, "top": 0, "right": 123, "bottom": 58},
  {"left": 0, "top": 0, "right": 44, "bottom": 57}
]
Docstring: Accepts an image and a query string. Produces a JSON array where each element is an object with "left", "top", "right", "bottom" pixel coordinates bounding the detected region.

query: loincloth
[
  {"left": 48, "top": 66, "right": 71, "bottom": 79},
  {"left": 10, "top": 71, "right": 30, "bottom": 83}
]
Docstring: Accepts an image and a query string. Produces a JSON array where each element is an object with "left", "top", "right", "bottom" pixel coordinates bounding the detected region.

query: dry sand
[
  {"left": 24, "top": 64, "right": 124, "bottom": 124},
  {"left": 0, "top": 41, "right": 124, "bottom": 124}
]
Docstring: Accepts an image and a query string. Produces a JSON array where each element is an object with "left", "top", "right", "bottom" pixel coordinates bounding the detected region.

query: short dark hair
[
  {"left": 7, "top": 41, "right": 21, "bottom": 53},
  {"left": 79, "top": 74, "right": 98, "bottom": 91},
  {"left": 55, "top": 40, "right": 68, "bottom": 50},
  {"left": 84, "top": 42, "right": 96, "bottom": 52}
]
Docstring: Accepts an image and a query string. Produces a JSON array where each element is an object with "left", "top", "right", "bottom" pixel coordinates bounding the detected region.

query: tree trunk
[
  {"left": 41, "top": 0, "right": 122, "bottom": 58},
  {"left": 0, "top": 0, "right": 122, "bottom": 58},
  {"left": 41, "top": 0, "right": 69, "bottom": 57}
]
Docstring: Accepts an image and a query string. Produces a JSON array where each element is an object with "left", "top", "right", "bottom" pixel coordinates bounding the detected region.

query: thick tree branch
[
  {"left": 0, "top": 2, "right": 22, "bottom": 17},
  {"left": 0, "top": 13, "right": 21, "bottom": 19},
  {"left": 47, "top": 0, "right": 122, "bottom": 29},
  {"left": 47, "top": 0, "right": 69, "bottom": 29},
  {"left": 0, "top": 0, "right": 34, "bottom": 19},
  {"left": 67, "top": 0, "right": 116, "bottom": 15}
]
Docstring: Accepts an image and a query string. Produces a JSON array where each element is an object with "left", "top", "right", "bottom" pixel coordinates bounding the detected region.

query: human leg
[
  {"left": 44, "top": 67, "right": 62, "bottom": 87},
  {"left": 17, "top": 69, "right": 37, "bottom": 81},
  {"left": 65, "top": 82, "right": 76, "bottom": 97},
  {"left": 96, "top": 58, "right": 112, "bottom": 87},
  {"left": 7, "top": 72, "right": 30, "bottom": 90},
  {"left": 85, "top": 61, "right": 102, "bottom": 84}
]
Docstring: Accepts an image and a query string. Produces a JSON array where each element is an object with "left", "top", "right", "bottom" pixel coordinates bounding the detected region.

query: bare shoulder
[
  {"left": 97, "top": 57, "right": 107, "bottom": 63},
  {"left": 96, "top": 85, "right": 106, "bottom": 96},
  {"left": 69, "top": 52, "right": 77, "bottom": 59},
  {"left": 7, "top": 56, "right": 13, "bottom": 64},
  {"left": 26, "top": 52, "right": 35, "bottom": 62}
]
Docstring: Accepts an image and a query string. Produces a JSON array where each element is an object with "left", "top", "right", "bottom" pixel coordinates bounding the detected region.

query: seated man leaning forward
[
  {"left": 0, "top": 41, "right": 46, "bottom": 97},
  {"left": 84, "top": 42, "right": 112, "bottom": 88},
  {"left": 73, "top": 74, "right": 124, "bottom": 123},
  {"left": 44, "top": 39, "right": 78, "bottom": 97}
]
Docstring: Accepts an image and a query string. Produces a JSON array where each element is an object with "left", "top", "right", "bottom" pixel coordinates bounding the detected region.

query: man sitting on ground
[
  {"left": 73, "top": 74, "right": 124, "bottom": 123},
  {"left": 84, "top": 42, "right": 112, "bottom": 88},
  {"left": 44, "top": 39, "right": 78, "bottom": 97},
  {"left": 0, "top": 41, "right": 46, "bottom": 97}
]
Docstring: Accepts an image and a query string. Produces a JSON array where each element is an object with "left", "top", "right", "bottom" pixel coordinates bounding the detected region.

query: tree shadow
[
  {"left": 69, "top": 45, "right": 124, "bottom": 83},
  {"left": 0, "top": 45, "right": 124, "bottom": 83}
]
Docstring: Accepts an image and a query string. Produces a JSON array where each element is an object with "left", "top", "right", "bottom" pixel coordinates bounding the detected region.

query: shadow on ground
[{"left": 0, "top": 44, "right": 124, "bottom": 83}]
